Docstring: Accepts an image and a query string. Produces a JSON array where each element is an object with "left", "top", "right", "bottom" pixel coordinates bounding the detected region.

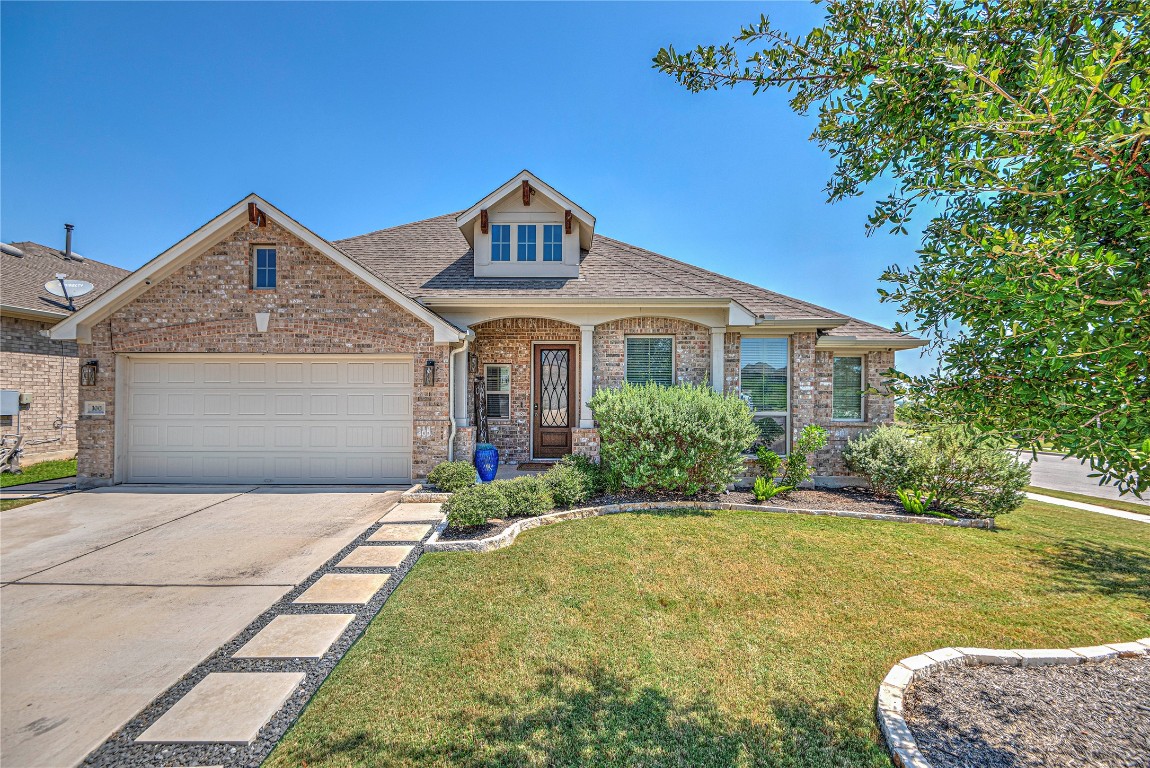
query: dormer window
[
  {"left": 517, "top": 225, "right": 536, "bottom": 261},
  {"left": 491, "top": 225, "right": 511, "bottom": 261},
  {"left": 543, "top": 225, "right": 563, "bottom": 262}
]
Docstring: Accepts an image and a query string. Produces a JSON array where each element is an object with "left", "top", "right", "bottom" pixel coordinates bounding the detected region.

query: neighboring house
[
  {"left": 50, "top": 171, "right": 924, "bottom": 488},
  {"left": 1, "top": 239, "right": 129, "bottom": 462}
]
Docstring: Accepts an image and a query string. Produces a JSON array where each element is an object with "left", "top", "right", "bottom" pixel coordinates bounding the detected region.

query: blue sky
[{"left": 2, "top": 1, "right": 935, "bottom": 374}]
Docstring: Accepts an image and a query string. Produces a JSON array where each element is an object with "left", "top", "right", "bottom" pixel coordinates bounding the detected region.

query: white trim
[
  {"left": 2, "top": 305, "right": 69, "bottom": 321},
  {"left": 817, "top": 336, "right": 925, "bottom": 351},
  {"left": 456, "top": 170, "right": 596, "bottom": 250},
  {"left": 579, "top": 324, "right": 594, "bottom": 428},
  {"left": 710, "top": 328, "right": 725, "bottom": 393},
  {"left": 49, "top": 194, "right": 465, "bottom": 344}
]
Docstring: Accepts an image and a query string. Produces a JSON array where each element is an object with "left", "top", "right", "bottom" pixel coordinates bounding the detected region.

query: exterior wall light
[
  {"left": 424, "top": 359, "right": 437, "bottom": 386},
  {"left": 80, "top": 360, "right": 99, "bottom": 386}
]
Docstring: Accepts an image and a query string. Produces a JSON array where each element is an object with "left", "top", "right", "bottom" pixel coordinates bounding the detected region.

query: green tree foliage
[{"left": 654, "top": 1, "right": 1150, "bottom": 494}]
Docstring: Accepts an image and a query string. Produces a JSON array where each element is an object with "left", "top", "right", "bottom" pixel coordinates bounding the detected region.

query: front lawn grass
[
  {"left": 1026, "top": 485, "right": 1149, "bottom": 515},
  {"left": 267, "top": 501, "right": 1149, "bottom": 768},
  {"left": 0, "top": 498, "right": 42, "bottom": 511},
  {"left": 0, "top": 457, "right": 77, "bottom": 487}
]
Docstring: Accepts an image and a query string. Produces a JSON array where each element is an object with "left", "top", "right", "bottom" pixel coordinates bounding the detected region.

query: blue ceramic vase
[{"left": 474, "top": 443, "right": 499, "bottom": 482}]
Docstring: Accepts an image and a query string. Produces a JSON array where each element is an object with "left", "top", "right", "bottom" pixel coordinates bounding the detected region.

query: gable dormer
[{"left": 456, "top": 170, "right": 595, "bottom": 279}]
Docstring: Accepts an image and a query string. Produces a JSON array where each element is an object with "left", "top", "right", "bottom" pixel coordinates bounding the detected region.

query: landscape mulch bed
[
  {"left": 905, "top": 656, "right": 1150, "bottom": 768},
  {"left": 438, "top": 487, "right": 978, "bottom": 542}
]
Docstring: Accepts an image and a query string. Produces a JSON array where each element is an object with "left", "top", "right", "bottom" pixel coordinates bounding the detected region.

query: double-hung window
[
  {"left": 543, "top": 224, "right": 563, "bottom": 261},
  {"left": 740, "top": 337, "right": 789, "bottom": 454},
  {"left": 491, "top": 225, "right": 511, "bottom": 261},
  {"left": 832, "top": 356, "right": 864, "bottom": 420},
  {"left": 253, "top": 246, "right": 277, "bottom": 290},
  {"left": 624, "top": 337, "right": 674, "bottom": 386},
  {"left": 485, "top": 364, "right": 511, "bottom": 419},
  {"left": 517, "top": 225, "right": 537, "bottom": 261}
]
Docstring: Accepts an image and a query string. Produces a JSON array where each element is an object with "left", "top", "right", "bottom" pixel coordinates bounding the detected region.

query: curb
[
  {"left": 425, "top": 500, "right": 993, "bottom": 553},
  {"left": 876, "top": 638, "right": 1150, "bottom": 768},
  {"left": 399, "top": 484, "right": 451, "bottom": 503}
]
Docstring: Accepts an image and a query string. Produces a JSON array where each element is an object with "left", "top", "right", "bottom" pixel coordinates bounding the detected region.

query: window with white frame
[
  {"left": 253, "top": 246, "right": 277, "bottom": 290},
  {"left": 517, "top": 224, "right": 537, "bottom": 261},
  {"left": 740, "top": 337, "right": 789, "bottom": 454},
  {"left": 832, "top": 355, "right": 864, "bottom": 420},
  {"left": 485, "top": 364, "right": 511, "bottom": 419},
  {"left": 491, "top": 225, "right": 511, "bottom": 261},
  {"left": 625, "top": 337, "right": 674, "bottom": 386},
  {"left": 543, "top": 224, "right": 563, "bottom": 261}
]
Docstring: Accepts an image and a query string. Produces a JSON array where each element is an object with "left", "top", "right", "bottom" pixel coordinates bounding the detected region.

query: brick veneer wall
[
  {"left": 471, "top": 318, "right": 581, "bottom": 464},
  {"left": 0, "top": 315, "right": 80, "bottom": 460},
  {"left": 592, "top": 317, "right": 712, "bottom": 389},
  {"left": 75, "top": 218, "right": 450, "bottom": 486}
]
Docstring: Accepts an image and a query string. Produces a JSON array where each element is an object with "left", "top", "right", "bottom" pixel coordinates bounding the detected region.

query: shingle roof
[
  {"left": 336, "top": 214, "right": 920, "bottom": 345},
  {"left": 2, "top": 242, "right": 130, "bottom": 316}
]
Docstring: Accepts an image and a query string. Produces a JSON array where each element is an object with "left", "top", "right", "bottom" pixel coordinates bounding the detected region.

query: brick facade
[
  {"left": 592, "top": 317, "right": 712, "bottom": 389},
  {"left": 0, "top": 315, "right": 80, "bottom": 461},
  {"left": 75, "top": 218, "right": 450, "bottom": 486}
]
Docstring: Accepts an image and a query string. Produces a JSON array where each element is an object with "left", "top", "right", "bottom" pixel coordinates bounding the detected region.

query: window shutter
[
  {"left": 625, "top": 338, "right": 673, "bottom": 386},
  {"left": 739, "top": 338, "right": 788, "bottom": 412},
  {"left": 832, "top": 356, "right": 863, "bottom": 419}
]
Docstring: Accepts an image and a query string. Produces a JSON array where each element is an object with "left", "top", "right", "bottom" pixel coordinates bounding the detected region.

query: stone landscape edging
[
  {"left": 875, "top": 638, "right": 1150, "bottom": 768},
  {"left": 424, "top": 499, "right": 993, "bottom": 553}
]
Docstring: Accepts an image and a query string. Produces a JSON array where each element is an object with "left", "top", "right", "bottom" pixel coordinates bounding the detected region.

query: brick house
[
  {"left": 1, "top": 240, "right": 129, "bottom": 462},
  {"left": 50, "top": 171, "right": 924, "bottom": 488}
]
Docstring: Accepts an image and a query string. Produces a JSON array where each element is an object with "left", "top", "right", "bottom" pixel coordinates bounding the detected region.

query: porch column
[
  {"left": 711, "top": 328, "right": 726, "bottom": 393},
  {"left": 453, "top": 345, "right": 469, "bottom": 426},
  {"left": 579, "top": 324, "right": 595, "bottom": 428}
]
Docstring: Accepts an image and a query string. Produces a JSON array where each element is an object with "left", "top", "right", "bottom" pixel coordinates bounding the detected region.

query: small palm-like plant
[
  {"left": 753, "top": 476, "right": 794, "bottom": 502},
  {"left": 896, "top": 487, "right": 955, "bottom": 519}
]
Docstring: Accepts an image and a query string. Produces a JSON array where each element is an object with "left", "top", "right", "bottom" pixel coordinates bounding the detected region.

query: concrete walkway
[
  {"left": 1026, "top": 492, "right": 1149, "bottom": 524},
  {"left": 0, "top": 475, "right": 78, "bottom": 500},
  {"left": 0, "top": 485, "right": 403, "bottom": 768}
]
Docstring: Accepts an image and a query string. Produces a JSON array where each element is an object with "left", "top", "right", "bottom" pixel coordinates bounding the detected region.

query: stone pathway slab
[
  {"left": 336, "top": 545, "right": 413, "bottom": 568},
  {"left": 293, "top": 573, "right": 389, "bottom": 604},
  {"left": 136, "top": 672, "right": 304, "bottom": 745},
  {"left": 1026, "top": 492, "right": 1149, "bottom": 524},
  {"left": 233, "top": 614, "right": 355, "bottom": 659},
  {"left": 379, "top": 503, "right": 444, "bottom": 523},
  {"left": 368, "top": 523, "right": 433, "bottom": 542}
]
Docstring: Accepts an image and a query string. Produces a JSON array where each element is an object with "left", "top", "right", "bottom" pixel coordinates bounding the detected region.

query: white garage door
[{"left": 123, "top": 356, "right": 413, "bottom": 484}]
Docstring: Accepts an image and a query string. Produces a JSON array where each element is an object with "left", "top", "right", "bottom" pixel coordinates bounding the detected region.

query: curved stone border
[
  {"left": 400, "top": 484, "right": 451, "bottom": 503},
  {"left": 425, "top": 500, "right": 993, "bottom": 553},
  {"left": 876, "top": 638, "right": 1150, "bottom": 768}
]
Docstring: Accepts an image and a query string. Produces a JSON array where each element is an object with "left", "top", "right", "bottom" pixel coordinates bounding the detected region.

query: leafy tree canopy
[{"left": 655, "top": 0, "right": 1150, "bottom": 494}]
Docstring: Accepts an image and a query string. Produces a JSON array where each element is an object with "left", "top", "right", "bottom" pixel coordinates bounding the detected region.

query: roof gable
[
  {"left": 49, "top": 195, "right": 465, "bottom": 343},
  {"left": 455, "top": 170, "right": 596, "bottom": 250}
]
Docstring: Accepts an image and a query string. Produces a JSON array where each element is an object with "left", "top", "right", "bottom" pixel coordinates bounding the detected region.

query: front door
[{"left": 532, "top": 344, "right": 575, "bottom": 459}]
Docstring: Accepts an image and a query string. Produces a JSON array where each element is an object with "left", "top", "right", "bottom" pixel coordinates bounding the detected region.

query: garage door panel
[{"left": 125, "top": 357, "right": 413, "bottom": 484}]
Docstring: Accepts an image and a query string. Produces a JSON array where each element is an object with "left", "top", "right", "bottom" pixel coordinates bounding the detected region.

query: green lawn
[
  {"left": 0, "top": 458, "right": 76, "bottom": 487},
  {"left": 267, "top": 501, "right": 1150, "bottom": 768},
  {"left": 1026, "top": 485, "right": 1150, "bottom": 515}
]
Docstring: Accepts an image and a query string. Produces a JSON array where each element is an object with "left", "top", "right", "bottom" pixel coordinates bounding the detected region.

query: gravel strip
[
  {"left": 80, "top": 503, "right": 436, "bottom": 768},
  {"left": 904, "top": 656, "right": 1150, "bottom": 768}
]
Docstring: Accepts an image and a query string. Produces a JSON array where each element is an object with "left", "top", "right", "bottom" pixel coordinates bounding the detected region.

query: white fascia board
[
  {"left": 50, "top": 194, "right": 464, "bottom": 344},
  {"left": 727, "top": 301, "right": 757, "bottom": 327},
  {"left": 816, "top": 335, "right": 927, "bottom": 351},
  {"left": 2, "top": 304, "right": 69, "bottom": 321},
  {"left": 423, "top": 296, "right": 732, "bottom": 309},
  {"left": 455, "top": 170, "right": 596, "bottom": 246},
  {"left": 745, "top": 318, "right": 850, "bottom": 334}
]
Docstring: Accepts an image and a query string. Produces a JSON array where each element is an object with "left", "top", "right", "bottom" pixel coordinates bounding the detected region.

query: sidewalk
[{"left": 1026, "top": 492, "right": 1149, "bottom": 524}]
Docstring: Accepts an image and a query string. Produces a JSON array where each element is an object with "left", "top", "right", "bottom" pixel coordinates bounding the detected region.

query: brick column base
[
  {"left": 571, "top": 428, "right": 600, "bottom": 462},
  {"left": 452, "top": 426, "right": 476, "bottom": 464}
]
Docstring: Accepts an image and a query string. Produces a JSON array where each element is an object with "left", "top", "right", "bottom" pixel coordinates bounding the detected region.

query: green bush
[
  {"left": 782, "top": 425, "right": 828, "bottom": 488},
  {"left": 755, "top": 445, "right": 782, "bottom": 479},
  {"left": 917, "top": 428, "right": 1030, "bottom": 518},
  {"left": 544, "top": 454, "right": 603, "bottom": 507},
  {"left": 427, "top": 461, "right": 477, "bottom": 493},
  {"left": 444, "top": 484, "right": 507, "bottom": 529},
  {"left": 557, "top": 454, "right": 604, "bottom": 495},
  {"left": 588, "top": 382, "right": 758, "bottom": 496},
  {"left": 843, "top": 425, "right": 923, "bottom": 496},
  {"left": 497, "top": 475, "right": 555, "bottom": 518}
]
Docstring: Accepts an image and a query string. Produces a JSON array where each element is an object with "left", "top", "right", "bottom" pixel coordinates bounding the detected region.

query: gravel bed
[
  {"left": 904, "top": 656, "right": 1150, "bottom": 768},
  {"left": 81, "top": 500, "right": 435, "bottom": 768}
]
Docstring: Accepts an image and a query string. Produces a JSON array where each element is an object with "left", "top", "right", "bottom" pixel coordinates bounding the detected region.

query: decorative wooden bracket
[
  {"left": 565, "top": 210, "right": 573, "bottom": 234},
  {"left": 480, "top": 209, "right": 488, "bottom": 234},
  {"left": 247, "top": 202, "right": 267, "bottom": 227},
  {"left": 522, "top": 180, "right": 531, "bottom": 206}
]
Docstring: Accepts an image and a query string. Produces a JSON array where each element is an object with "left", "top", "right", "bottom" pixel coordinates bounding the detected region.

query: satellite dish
[{"left": 44, "top": 277, "right": 95, "bottom": 299}]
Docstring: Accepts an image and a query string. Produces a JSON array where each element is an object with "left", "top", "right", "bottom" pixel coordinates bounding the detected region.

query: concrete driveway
[
  {"left": 0, "top": 484, "right": 402, "bottom": 768},
  {"left": 1023, "top": 452, "right": 1149, "bottom": 507}
]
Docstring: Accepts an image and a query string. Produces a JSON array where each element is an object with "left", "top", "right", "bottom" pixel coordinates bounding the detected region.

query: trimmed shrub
[
  {"left": 427, "top": 460, "right": 477, "bottom": 493},
  {"left": 444, "top": 483, "right": 507, "bottom": 529},
  {"left": 782, "top": 425, "right": 828, "bottom": 488},
  {"left": 557, "top": 453, "right": 604, "bottom": 495},
  {"left": 544, "top": 454, "right": 604, "bottom": 507},
  {"left": 588, "top": 382, "right": 758, "bottom": 496},
  {"left": 842, "top": 425, "right": 923, "bottom": 496},
  {"left": 917, "top": 427, "right": 1030, "bottom": 518},
  {"left": 497, "top": 475, "right": 555, "bottom": 518},
  {"left": 755, "top": 445, "right": 782, "bottom": 479}
]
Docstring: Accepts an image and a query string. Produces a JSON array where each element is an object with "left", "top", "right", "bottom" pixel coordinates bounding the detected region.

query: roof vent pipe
[{"left": 64, "top": 223, "right": 74, "bottom": 261}]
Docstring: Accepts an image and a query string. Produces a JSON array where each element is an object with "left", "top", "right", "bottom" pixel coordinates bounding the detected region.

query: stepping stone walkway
[{"left": 79, "top": 501, "right": 443, "bottom": 766}]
